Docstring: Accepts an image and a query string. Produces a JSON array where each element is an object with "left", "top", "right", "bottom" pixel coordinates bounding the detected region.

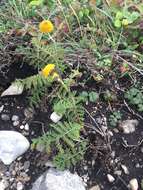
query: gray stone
[
  {"left": 24, "top": 124, "right": 29, "bottom": 131},
  {"left": 114, "top": 170, "right": 122, "bottom": 176},
  {"left": 23, "top": 161, "right": 30, "bottom": 170},
  {"left": 12, "top": 115, "right": 19, "bottom": 122},
  {"left": 0, "top": 105, "right": 4, "bottom": 113},
  {"left": 107, "top": 174, "right": 115, "bottom": 183},
  {"left": 129, "top": 178, "right": 138, "bottom": 190},
  {"left": 1, "top": 83, "right": 24, "bottom": 97},
  {"left": 121, "top": 164, "right": 129, "bottom": 174},
  {"left": 13, "top": 121, "right": 20, "bottom": 127},
  {"left": 20, "top": 125, "right": 25, "bottom": 130},
  {"left": 31, "top": 169, "right": 85, "bottom": 190},
  {"left": 119, "top": 120, "right": 139, "bottom": 134},
  {"left": 0, "top": 131, "right": 30, "bottom": 165},
  {"left": 1, "top": 114, "right": 10, "bottom": 121},
  {"left": 17, "top": 182, "right": 24, "bottom": 190},
  {"left": 50, "top": 112, "right": 62, "bottom": 123}
]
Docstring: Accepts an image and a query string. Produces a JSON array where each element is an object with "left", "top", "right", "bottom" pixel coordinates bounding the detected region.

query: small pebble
[
  {"left": 12, "top": 170, "right": 16, "bottom": 176},
  {"left": 121, "top": 165, "right": 129, "bottom": 174},
  {"left": 129, "top": 178, "right": 138, "bottom": 190},
  {"left": 1, "top": 114, "right": 10, "bottom": 121},
  {"left": 9, "top": 178, "right": 14, "bottom": 182},
  {"left": 24, "top": 123, "right": 29, "bottom": 131},
  {"left": 0, "top": 105, "right": 4, "bottom": 113},
  {"left": 84, "top": 166, "right": 88, "bottom": 171},
  {"left": 111, "top": 151, "right": 115, "bottom": 158},
  {"left": 20, "top": 125, "right": 24, "bottom": 130},
  {"left": 108, "top": 131, "right": 113, "bottom": 137},
  {"left": 113, "top": 128, "right": 119, "bottom": 133},
  {"left": 135, "top": 163, "right": 140, "bottom": 168},
  {"left": 114, "top": 170, "right": 122, "bottom": 176},
  {"left": 5, "top": 171, "right": 10, "bottom": 177},
  {"left": 107, "top": 174, "right": 115, "bottom": 183},
  {"left": 23, "top": 161, "right": 30, "bottom": 170},
  {"left": 45, "top": 161, "right": 54, "bottom": 167},
  {"left": 13, "top": 120, "right": 20, "bottom": 127},
  {"left": 119, "top": 120, "right": 138, "bottom": 134},
  {"left": 92, "top": 160, "right": 95, "bottom": 166},
  {"left": 16, "top": 182, "right": 24, "bottom": 190},
  {"left": 12, "top": 115, "right": 19, "bottom": 122},
  {"left": 50, "top": 112, "right": 62, "bottom": 123}
]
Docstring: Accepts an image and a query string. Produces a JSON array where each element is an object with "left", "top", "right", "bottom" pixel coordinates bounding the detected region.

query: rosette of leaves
[{"left": 125, "top": 87, "right": 143, "bottom": 112}]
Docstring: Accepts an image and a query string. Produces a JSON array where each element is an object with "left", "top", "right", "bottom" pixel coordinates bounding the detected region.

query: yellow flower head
[
  {"left": 42, "top": 64, "right": 55, "bottom": 77},
  {"left": 39, "top": 20, "right": 54, "bottom": 33}
]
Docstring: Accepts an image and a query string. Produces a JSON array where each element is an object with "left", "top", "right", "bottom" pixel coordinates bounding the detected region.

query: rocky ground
[{"left": 0, "top": 88, "right": 143, "bottom": 190}]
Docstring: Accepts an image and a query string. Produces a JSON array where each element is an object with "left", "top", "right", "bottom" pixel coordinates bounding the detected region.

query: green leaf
[
  {"left": 79, "top": 11, "right": 84, "bottom": 18},
  {"left": 89, "top": 92, "right": 99, "bottom": 103},
  {"left": 116, "top": 11, "right": 123, "bottom": 20},
  {"left": 29, "top": 0, "right": 43, "bottom": 7},
  {"left": 131, "top": 11, "right": 140, "bottom": 21},
  {"left": 80, "top": 91, "right": 89, "bottom": 102},
  {"left": 114, "top": 19, "right": 122, "bottom": 28}
]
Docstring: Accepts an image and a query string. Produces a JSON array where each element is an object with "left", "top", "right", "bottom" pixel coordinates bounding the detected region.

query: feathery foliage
[{"left": 32, "top": 121, "right": 87, "bottom": 170}]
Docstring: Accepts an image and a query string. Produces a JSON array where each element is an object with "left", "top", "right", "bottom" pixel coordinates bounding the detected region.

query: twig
[
  {"left": 122, "top": 138, "right": 143, "bottom": 148},
  {"left": 85, "top": 108, "right": 106, "bottom": 136},
  {"left": 124, "top": 100, "right": 143, "bottom": 120},
  {"left": 117, "top": 55, "right": 143, "bottom": 76}
]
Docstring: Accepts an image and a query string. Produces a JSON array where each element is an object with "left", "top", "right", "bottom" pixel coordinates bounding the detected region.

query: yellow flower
[
  {"left": 122, "top": 19, "right": 129, "bottom": 26},
  {"left": 42, "top": 64, "right": 55, "bottom": 77},
  {"left": 39, "top": 20, "right": 54, "bottom": 33}
]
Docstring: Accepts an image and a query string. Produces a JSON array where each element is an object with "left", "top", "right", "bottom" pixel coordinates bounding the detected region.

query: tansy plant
[{"left": 114, "top": 9, "right": 140, "bottom": 28}]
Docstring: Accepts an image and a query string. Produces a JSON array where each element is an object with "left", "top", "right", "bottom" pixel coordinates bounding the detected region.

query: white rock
[
  {"left": 108, "top": 131, "right": 113, "bottom": 137},
  {"left": 0, "top": 131, "right": 30, "bottom": 165},
  {"left": 107, "top": 174, "right": 115, "bottom": 183},
  {"left": 0, "top": 105, "right": 4, "bottom": 113},
  {"left": 17, "top": 182, "right": 24, "bottom": 190},
  {"left": 119, "top": 120, "right": 139, "bottom": 134},
  {"left": 24, "top": 123, "right": 29, "bottom": 131},
  {"left": 31, "top": 169, "right": 86, "bottom": 190},
  {"left": 45, "top": 161, "right": 54, "bottom": 167},
  {"left": 12, "top": 115, "right": 19, "bottom": 122},
  {"left": 20, "top": 125, "right": 25, "bottom": 130},
  {"left": 129, "top": 178, "right": 138, "bottom": 190},
  {"left": 50, "top": 112, "right": 62, "bottom": 123},
  {"left": 13, "top": 121, "right": 20, "bottom": 127},
  {"left": 121, "top": 165, "right": 129, "bottom": 174},
  {"left": 114, "top": 170, "right": 122, "bottom": 176},
  {"left": 1, "top": 83, "right": 24, "bottom": 97}
]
